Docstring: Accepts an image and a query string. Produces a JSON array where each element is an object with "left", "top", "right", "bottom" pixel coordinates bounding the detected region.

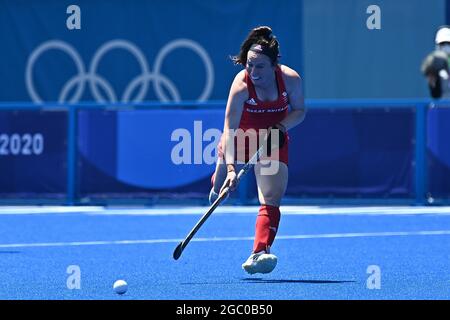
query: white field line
[
  {"left": 0, "top": 230, "right": 449, "bottom": 249},
  {"left": 2, "top": 206, "right": 450, "bottom": 216}
]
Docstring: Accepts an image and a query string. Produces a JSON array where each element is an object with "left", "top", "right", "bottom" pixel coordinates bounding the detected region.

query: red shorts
[{"left": 217, "top": 131, "right": 289, "bottom": 166}]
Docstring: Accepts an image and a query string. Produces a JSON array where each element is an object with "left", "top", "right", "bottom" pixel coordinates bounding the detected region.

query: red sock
[{"left": 253, "top": 205, "right": 281, "bottom": 253}]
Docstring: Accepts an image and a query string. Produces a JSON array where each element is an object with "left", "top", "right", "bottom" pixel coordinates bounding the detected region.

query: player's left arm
[{"left": 278, "top": 66, "right": 306, "bottom": 131}]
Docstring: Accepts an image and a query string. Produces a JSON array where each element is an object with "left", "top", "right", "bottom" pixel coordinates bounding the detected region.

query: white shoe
[{"left": 242, "top": 251, "right": 277, "bottom": 275}]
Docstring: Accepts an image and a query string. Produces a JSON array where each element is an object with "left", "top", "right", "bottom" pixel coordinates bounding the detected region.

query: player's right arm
[{"left": 220, "top": 70, "right": 248, "bottom": 192}]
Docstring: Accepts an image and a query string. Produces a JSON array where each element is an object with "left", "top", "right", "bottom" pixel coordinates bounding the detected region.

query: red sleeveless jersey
[
  {"left": 239, "top": 65, "right": 289, "bottom": 131},
  {"left": 217, "top": 65, "right": 290, "bottom": 165}
]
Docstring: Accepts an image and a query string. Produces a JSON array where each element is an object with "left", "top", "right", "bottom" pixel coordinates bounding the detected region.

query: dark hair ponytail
[{"left": 231, "top": 26, "right": 280, "bottom": 66}]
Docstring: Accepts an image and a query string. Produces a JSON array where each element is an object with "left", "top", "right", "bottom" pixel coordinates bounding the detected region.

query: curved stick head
[{"left": 173, "top": 242, "right": 184, "bottom": 260}]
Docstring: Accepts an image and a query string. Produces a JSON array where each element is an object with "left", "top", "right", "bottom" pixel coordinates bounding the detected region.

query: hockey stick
[{"left": 173, "top": 142, "right": 267, "bottom": 260}]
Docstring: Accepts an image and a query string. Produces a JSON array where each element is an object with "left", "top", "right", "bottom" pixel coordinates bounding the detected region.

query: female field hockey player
[{"left": 209, "top": 26, "right": 306, "bottom": 274}]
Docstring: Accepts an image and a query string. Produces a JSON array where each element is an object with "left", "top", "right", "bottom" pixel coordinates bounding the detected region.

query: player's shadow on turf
[{"left": 242, "top": 278, "right": 355, "bottom": 284}]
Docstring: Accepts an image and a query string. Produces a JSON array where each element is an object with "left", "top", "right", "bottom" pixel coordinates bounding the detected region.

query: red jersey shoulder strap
[
  {"left": 275, "top": 65, "right": 287, "bottom": 96},
  {"left": 244, "top": 70, "right": 258, "bottom": 99}
]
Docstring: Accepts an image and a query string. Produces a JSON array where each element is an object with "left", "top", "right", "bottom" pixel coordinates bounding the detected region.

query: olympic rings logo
[{"left": 26, "top": 39, "right": 214, "bottom": 103}]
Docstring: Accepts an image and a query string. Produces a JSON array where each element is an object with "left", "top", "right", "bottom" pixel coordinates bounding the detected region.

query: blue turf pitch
[{"left": 0, "top": 206, "right": 449, "bottom": 300}]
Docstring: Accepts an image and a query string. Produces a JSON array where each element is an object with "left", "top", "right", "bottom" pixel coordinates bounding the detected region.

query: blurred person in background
[{"left": 421, "top": 26, "right": 450, "bottom": 98}]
